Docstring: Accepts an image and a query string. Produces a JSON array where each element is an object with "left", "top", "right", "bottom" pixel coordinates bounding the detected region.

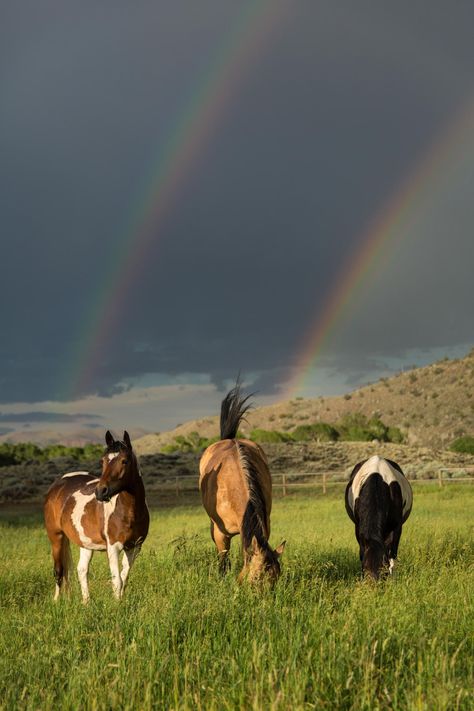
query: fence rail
[{"left": 151, "top": 467, "right": 474, "bottom": 497}]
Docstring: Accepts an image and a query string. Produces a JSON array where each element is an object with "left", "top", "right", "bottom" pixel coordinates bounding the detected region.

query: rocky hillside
[{"left": 135, "top": 350, "right": 474, "bottom": 454}]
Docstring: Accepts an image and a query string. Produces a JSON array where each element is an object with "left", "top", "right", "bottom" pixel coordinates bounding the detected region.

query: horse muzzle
[{"left": 95, "top": 486, "right": 111, "bottom": 502}]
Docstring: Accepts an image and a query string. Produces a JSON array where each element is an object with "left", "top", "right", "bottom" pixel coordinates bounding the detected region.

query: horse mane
[
  {"left": 220, "top": 381, "right": 253, "bottom": 440},
  {"left": 238, "top": 444, "right": 270, "bottom": 553}
]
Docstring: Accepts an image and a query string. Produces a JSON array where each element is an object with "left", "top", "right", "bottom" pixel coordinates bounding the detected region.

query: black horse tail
[{"left": 220, "top": 380, "right": 253, "bottom": 440}]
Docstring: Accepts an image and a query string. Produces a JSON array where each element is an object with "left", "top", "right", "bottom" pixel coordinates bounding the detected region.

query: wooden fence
[{"left": 151, "top": 467, "right": 474, "bottom": 498}]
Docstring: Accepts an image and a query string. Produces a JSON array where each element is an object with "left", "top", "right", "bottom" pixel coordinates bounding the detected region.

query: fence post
[
  {"left": 322, "top": 472, "right": 327, "bottom": 495},
  {"left": 282, "top": 473, "right": 287, "bottom": 497},
  {"left": 438, "top": 470, "right": 443, "bottom": 488}
]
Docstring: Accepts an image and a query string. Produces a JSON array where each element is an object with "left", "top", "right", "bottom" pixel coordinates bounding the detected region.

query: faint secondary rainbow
[
  {"left": 65, "top": 0, "right": 288, "bottom": 400},
  {"left": 285, "top": 97, "right": 474, "bottom": 399}
]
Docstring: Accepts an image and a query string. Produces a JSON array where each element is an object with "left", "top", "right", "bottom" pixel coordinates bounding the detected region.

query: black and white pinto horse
[{"left": 345, "top": 455, "right": 412, "bottom": 579}]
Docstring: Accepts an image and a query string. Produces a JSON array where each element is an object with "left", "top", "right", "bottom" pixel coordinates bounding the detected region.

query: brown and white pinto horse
[
  {"left": 44, "top": 431, "right": 149, "bottom": 601},
  {"left": 345, "top": 455, "right": 412, "bottom": 580},
  {"left": 199, "top": 383, "right": 285, "bottom": 584}
]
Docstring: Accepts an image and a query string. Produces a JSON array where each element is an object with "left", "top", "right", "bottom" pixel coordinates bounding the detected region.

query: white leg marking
[
  {"left": 107, "top": 542, "right": 124, "bottom": 599},
  {"left": 77, "top": 548, "right": 94, "bottom": 603},
  {"left": 120, "top": 547, "right": 140, "bottom": 593},
  {"left": 54, "top": 583, "right": 61, "bottom": 601},
  {"left": 389, "top": 558, "right": 396, "bottom": 574}
]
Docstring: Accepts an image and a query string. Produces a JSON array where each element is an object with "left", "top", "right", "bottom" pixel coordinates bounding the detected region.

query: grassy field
[{"left": 0, "top": 484, "right": 473, "bottom": 710}]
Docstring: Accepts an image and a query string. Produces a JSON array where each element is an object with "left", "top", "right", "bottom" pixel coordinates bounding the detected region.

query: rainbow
[
  {"left": 285, "top": 97, "right": 474, "bottom": 399},
  {"left": 65, "top": 0, "right": 288, "bottom": 400}
]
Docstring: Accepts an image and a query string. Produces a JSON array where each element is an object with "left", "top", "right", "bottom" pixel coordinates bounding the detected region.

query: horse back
[
  {"left": 44, "top": 473, "right": 107, "bottom": 550},
  {"left": 199, "top": 439, "right": 271, "bottom": 536},
  {"left": 345, "top": 455, "right": 412, "bottom": 523}
]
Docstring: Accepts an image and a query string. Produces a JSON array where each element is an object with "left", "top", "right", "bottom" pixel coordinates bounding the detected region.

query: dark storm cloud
[
  {"left": 0, "top": 412, "right": 101, "bottom": 423},
  {"left": 1, "top": 1, "right": 474, "bottom": 403}
]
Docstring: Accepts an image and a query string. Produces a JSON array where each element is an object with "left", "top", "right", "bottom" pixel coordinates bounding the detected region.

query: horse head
[
  {"left": 95, "top": 430, "right": 138, "bottom": 502},
  {"left": 362, "top": 539, "right": 389, "bottom": 580},
  {"left": 239, "top": 537, "right": 286, "bottom": 585}
]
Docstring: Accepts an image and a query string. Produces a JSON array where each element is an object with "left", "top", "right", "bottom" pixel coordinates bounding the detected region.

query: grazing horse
[
  {"left": 345, "top": 455, "right": 412, "bottom": 579},
  {"left": 199, "top": 383, "right": 285, "bottom": 583},
  {"left": 44, "top": 431, "right": 149, "bottom": 601}
]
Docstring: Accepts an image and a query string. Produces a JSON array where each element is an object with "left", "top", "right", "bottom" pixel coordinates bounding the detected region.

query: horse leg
[
  {"left": 50, "top": 532, "right": 71, "bottom": 601},
  {"left": 355, "top": 525, "right": 364, "bottom": 574},
  {"left": 77, "top": 548, "right": 93, "bottom": 603},
  {"left": 107, "top": 543, "right": 123, "bottom": 599},
  {"left": 387, "top": 524, "right": 402, "bottom": 574},
  {"left": 211, "top": 521, "right": 231, "bottom": 574},
  {"left": 120, "top": 547, "right": 140, "bottom": 595}
]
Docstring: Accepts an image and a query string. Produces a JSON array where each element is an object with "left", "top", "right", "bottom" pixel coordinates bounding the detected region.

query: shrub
[
  {"left": 0, "top": 441, "right": 104, "bottom": 467},
  {"left": 291, "top": 423, "right": 339, "bottom": 442},
  {"left": 160, "top": 432, "right": 219, "bottom": 454},
  {"left": 449, "top": 436, "right": 474, "bottom": 454},
  {"left": 336, "top": 413, "right": 401, "bottom": 443},
  {"left": 337, "top": 413, "right": 373, "bottom": 441},
  {"left": 387, "top": 426, "right": 404, "bottom": 444},
  {"left": 249, "top": 429, "right": 292, "bottom": 443}
]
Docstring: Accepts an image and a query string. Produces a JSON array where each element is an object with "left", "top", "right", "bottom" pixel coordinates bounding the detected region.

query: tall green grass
[{"left": 0, "top": 485, "right": 473, "bottom": 710}]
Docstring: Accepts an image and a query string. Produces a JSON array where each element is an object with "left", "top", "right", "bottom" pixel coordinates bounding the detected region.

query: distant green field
[{"left": 0, "top": 485, "right": 473, "bottom": 710}]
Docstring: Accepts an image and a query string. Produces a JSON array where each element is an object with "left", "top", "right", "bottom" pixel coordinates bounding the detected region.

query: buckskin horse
[
  {"left": 199, "top": 383, "right": 285, "bottom": 583},
  {"left": 345, "top": 455, "right": 413, "bottom": 579},
  {"left": 44, "top": 431, "right": 149, "bottom": 601}
]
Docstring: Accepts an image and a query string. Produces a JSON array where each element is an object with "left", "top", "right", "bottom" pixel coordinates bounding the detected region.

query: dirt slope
[{"left": 135, "top": 349, "right": 474, "bottom": 454}]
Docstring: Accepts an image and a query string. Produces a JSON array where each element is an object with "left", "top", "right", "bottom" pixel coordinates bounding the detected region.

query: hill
[{"left": 135, "top": 349, "right": 474, "bottom": 454}]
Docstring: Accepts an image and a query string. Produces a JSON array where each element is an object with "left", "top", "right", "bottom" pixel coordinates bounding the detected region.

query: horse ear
[
  {"left": 247, "top": 535, "right": 258, "bottom": 556},
  {"left": 105, "top": 430, "right": 115, "bottom": 448},
  {"left": 274, "top": 540, "right": 286, "bottom": 557},
  {"left": 123, "top": 431, "right": 132, "bottom": 450}
]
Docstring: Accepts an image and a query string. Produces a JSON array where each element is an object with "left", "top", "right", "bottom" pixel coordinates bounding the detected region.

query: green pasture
[{"left": 0, "top": 484, "right": 473, "bottom": 710}]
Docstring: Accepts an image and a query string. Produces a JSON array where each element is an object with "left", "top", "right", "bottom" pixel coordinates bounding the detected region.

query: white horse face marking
[{"left": 107, "top": 452, "right": 119, "bottom": 461}]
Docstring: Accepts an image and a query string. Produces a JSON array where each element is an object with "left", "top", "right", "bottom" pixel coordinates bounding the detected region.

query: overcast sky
[{"left": 1, "top": 1, "right": 473, "bottom": 442}]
